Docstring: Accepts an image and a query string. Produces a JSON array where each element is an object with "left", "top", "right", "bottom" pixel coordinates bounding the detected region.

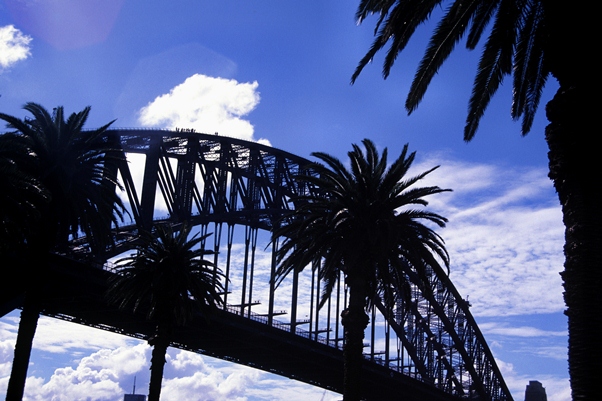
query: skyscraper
[
  {"left": 123, "top": 377, "right": 146, "bottom": 401},
  {"left": 524, "top": 380, "right": 547, "bottom": 401},
  {"left": 123, "top": 395, "right": 146, "bottom": 401}
]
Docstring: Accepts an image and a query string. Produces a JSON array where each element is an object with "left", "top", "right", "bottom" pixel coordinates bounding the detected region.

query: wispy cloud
[
  {"left": 30, "top": 316, "right": 132, "bottom": 354},
  {"left": 413, "top": 155, "right": 565, "bottom": 317},
  {"left": 526, "top": 346, "right": 568, "bottom": 361},
  {"left": 0, "top": 25, "right": 32, "bottom": 71},
  {"left": 138, "top": 74, "right": 270, "bottom": 145},
  {"left": 479, "top": 322, "right": 566, "bottom": 338}
]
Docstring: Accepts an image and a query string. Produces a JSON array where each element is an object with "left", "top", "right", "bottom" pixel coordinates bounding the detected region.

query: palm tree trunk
[
  {"left": 541, "top": 2, "right": 599, "bottom": 398},
  {"left": 545, "top": 86, "right": 600, "bottom": 401},
  {"left": 147, "top": 330, "right": 170, "bottom": 401},
  {"left": 5, "top": 295, "right": 41, "bottom": 401},
  {"left": 341, "top": 279, "right": 369, "bottom": 401}
]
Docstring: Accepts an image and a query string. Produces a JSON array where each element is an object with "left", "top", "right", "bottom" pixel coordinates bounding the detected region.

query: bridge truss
[{"left": 67, "top": 129, "right": 512, "bottom": 400}]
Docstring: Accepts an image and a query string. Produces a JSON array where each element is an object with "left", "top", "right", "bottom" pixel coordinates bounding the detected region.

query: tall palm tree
[
  {"left": 0, "top": 132, "right": 48, "bottom": 255},
  {"left": 0, "top": 103, "right": 125, "bottom": 401},
  {"left": 273, "top": 139, "right": 450, "bottom": 401},
  {"left": 107, "top": 224, "right": 225, "bottom": 401},
  {"left": 351, "top": 2, "right": 598, "bottom": 398}
]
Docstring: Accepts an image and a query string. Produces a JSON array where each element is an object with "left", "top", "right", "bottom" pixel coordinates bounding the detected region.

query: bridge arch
[{"left": 64, "top": 129, "right": 511, "bottom": 400}]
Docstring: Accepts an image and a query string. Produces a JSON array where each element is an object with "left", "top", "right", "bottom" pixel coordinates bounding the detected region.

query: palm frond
[
  {"left": 511, "top": 0, "right": 547, "bottom": 135},
  {"left": 352, "top": 0, "right": 443, "bottom": 83},
  {"left": 108, "top": 224, "right": 225, "bottom": 325},
  {"left": 381, "top": 0, "right": 444, "bottom": 79},
  {"left": 406, "top": 0, "right": 481, "bottom": 113},
  {"left": 464, "top": 0, "right": 520, "bottom": 140},
  {"left": 0, "top": 103, "right": 126, "bottom": 252},
  {"left": 355, "top": 0, "right": 550, "bottom": 140},
  {"left": 466, "top": 0, "right": 501, "bottom": 49},
  {"left": 273, "top": 139, "right": 450, "bottom": 313}
]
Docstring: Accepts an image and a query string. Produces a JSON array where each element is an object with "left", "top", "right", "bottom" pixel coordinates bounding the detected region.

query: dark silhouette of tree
[
  {"left": 273, "top": 139, "right": 450, "bottom": 401},
  {"left": 352, "top": 2, "right": 598, "bottom": 398},
  {"left": 0, "top": 103, "right": 125, "bottom": 401},
  {"left": 0, "top": 132, "right": 48, "bottom": 255},
  {"left": 107, "top": 224, "right": 225, "bottom": 401}
]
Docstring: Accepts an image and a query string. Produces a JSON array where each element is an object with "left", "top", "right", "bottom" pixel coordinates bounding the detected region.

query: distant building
[
  {"left": 124, "top": 377, "right": 146, "bottom": 401},
  {"left": 124, "top": 394, "right": 146, "bottom": 401},
  {"left": 524, "top": 380, "right": 547, "bottom": 401}
]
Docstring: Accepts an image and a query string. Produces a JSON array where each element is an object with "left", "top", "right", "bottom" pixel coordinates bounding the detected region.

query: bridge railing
[{"left": 221, "top": 303, "right": 336, "bottom": 347}]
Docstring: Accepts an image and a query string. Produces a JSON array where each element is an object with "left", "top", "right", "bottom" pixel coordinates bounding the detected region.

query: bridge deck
[{"left": 2, "top": 254, "right": 459, "bottom": 401}]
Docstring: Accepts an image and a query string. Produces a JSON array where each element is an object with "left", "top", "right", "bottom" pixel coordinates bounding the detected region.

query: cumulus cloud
[
  {"left": 1, "top": 333, "right": 340, "bottom": 401},
  {"left": 30, "top": 316, "right": 132, "bottom": 354},
  {"left": 0, "top": 339, "right": 14, "bottom": 379},
  {"left": 0, "top": 25, "right": 32, "bottom": 71},
  {"left": 160, "top": 370, "right": 256, "bottom": 401},
  {"left": 13, "top": 344, "right": 148, "bottom": 401},
  {"left": 138, "top": 74, "right": 270, "bottom": 145}
]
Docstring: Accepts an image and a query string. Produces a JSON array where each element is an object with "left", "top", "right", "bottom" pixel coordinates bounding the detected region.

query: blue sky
[{"left": 0, "top": 1, "right": 568, "bottom": 400}]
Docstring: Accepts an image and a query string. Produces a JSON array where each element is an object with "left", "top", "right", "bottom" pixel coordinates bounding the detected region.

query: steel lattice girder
[{"left": 66, "top": 129, "right": 513, "bottom": 401}]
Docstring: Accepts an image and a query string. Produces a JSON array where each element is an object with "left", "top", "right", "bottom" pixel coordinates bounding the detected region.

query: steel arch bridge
[{"left": 7, "top": 129, "right": 513, "bottom": 401}]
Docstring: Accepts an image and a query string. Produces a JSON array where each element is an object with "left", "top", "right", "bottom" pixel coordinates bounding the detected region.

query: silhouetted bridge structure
[{"left": 2, "top": 129, "right": 513, "bottom": 401}]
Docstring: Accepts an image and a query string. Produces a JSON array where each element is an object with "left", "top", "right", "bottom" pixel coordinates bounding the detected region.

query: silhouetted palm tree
[
  {"left": 273, "top": 139, "right": 450, "bottom": 401},
  {"left": 107, "top": 224, "right": 225, "bottom": 401},
  {"left": 352, "top": 2, "right": 598, "bottom": 398},
  {"left": 0, "top": 132, "right": 48, "bottom": 255},
  {"left": 0, "top": 103, "right": 125, "bottom": 401}
]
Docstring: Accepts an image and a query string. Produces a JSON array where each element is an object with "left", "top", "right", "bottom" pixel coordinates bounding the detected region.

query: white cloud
[
  {"left": 0, "top": 25, "right": 32, "bottom": 71},
  {"left": 412, "top": 156, "right": 565, "bottom": 317},
  {"left": 169, "top": 350, "right": 206, "bottom": 372},
  {"left": 479, "top": 322, "right": 566, "bottom": 338},
  {"left": 138, "top": 74, "right": 270, "bottom": 145},
  {"left": 1, "top": 330, "right": 340, "bottom": 401},
  {"left": 31, "top": 316, "right": 133, "bottom": 354},
  {"left": 17, "top": 344, "right": 148, "bottom": 401},
  {"left": 0, "top": 339, "right": 14, "bottom": 379},
  {"left": 77, "top": 344, "right": 149, "bottom": 376},
  {"left": 496, "top": 358, "right": 570, "bottom": 401},
  {"left": 526, "top": 346, "right": 568, "bottom": 361},
  {"left": 160, "top": 370, "right": 257, "bottom": 401},
  {"left": 244, "top": 378, "right": 341, "bottom": 401}
]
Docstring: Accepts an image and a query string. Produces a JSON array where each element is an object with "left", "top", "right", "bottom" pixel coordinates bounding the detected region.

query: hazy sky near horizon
[{"left": 0, "top": 1, "right": 568, "bottom": 400}]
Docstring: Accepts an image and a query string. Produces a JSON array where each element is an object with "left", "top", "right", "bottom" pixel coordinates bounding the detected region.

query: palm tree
[
  {"left": 0, "top": 132, "right": 48, "bottom": 255},
  {"left": 273, "top": 139, "right": 450, "bottom": 401},
  {"left": 0, "top": 103, "right": 125, "bottom": 401},
  {"left": 351, "top": 2, "right": 598, "bottom": 398},
  {"left": 107, "top": 224, "right": 226, "bottom": 401}
]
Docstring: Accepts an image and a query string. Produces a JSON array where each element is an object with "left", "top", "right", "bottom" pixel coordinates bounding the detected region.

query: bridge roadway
[{"left": 2, "top": 253, "right": 460, "bottom": 401}]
